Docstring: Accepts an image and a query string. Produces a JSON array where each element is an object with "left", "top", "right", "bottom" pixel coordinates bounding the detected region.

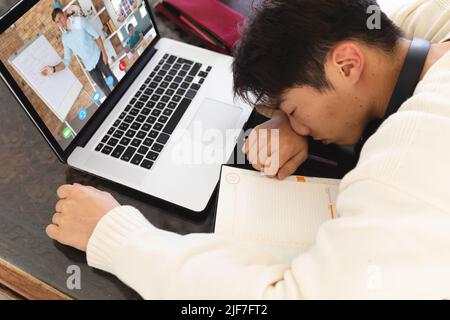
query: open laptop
[{"left": 0, "top": 0, "right": 252, "bottom": 213}]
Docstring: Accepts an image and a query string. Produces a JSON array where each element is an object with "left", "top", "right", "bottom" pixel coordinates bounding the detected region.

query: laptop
[{"left": 0, "top": 0, "right": 252, "bottom": 213}]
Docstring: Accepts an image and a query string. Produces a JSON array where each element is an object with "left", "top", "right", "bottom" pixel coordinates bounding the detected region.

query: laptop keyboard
[{"left": 95, "top": 54, "right": 212, "bottom": 170}]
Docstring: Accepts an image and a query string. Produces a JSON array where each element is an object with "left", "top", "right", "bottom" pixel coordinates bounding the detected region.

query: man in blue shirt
[{"left": 41, "top": 8, "right": 118, "bottom": 96}]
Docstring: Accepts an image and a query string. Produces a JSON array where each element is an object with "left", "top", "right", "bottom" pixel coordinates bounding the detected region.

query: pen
[
  {"left": 308, "top": 154, "right": 338, "bottom": 167},
  {"left": 326, "top": 187, "right": 335, "bottom": 220}
]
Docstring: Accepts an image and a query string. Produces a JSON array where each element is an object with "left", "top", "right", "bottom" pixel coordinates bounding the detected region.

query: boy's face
[
  {"left": 280, "top": 82, "right": 372, "bottom": 146},
  {"left": 279, "top": 41, "right": 377, "bottom": 146}
]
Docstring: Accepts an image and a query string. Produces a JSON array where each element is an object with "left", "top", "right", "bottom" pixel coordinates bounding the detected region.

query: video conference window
[{"left": 0, "top": 0, "right": 157, "bottom": 150}]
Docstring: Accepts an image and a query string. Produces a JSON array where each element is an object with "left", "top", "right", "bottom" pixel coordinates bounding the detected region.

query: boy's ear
[{"left": 329, "top": 42, "right": 365, "bottom": 85}]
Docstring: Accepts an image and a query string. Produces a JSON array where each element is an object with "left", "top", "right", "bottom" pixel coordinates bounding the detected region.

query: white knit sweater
[{"left": 86, "top": 0, "right": 450, "bottom": 299}]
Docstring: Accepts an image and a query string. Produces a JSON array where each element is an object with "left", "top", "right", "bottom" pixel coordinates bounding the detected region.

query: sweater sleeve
[
  {"left": 86, "top": 185, "right": 450, "bottom": 300},
  {"left": 389, "top": 0, "right": 450, "bottom": 43}
]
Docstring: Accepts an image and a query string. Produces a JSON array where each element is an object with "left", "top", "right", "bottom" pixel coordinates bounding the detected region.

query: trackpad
[{"left": 189, "top": 98, "right": 243, "bottom": 134}]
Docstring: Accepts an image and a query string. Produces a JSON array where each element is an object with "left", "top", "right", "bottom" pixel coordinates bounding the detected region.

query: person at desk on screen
[
  {"left": 46, "top": 0, "right": 450, "bottom": 299},
  {"left": 127, "top": 24, "right": 143, "bottom": 53},
  {"left": 41, "top": 8, "right": 118, "bottom": 96}
]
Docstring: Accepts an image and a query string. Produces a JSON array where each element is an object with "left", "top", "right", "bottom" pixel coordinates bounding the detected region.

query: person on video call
[
  {"left": 127, "top": 23, "right": 143, "bottom": 53},
  {"left": 41, "top": 8, "right": 118, "bottom": 96}
]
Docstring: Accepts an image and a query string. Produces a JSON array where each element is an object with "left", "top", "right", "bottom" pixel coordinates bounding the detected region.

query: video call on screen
[{"left": 0, "top": 0, "right": 157, "bottom": 149}]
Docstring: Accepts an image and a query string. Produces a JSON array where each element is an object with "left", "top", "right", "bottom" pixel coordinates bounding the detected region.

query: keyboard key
[
  {"left": 161, "top": 96, "right": 170, "bottom": 103},
  {"left": 119, "top": 112, "right": 126, "bottom": 119},
  {"left": 131, "top": 154, "right": 144, "bottom": 166},
  {"left": 158, "top": 116, "right": 168, "bottom": 123},
  {"left": 136, "top": 131, "right": 146, "bottom": 139},
  {"left": 173, "top": 63, "right": 181, "bottom": 70},
  {"left": 121, "top": 147, "right": 137, "bottom": 162},
  {"left": 143, "top": 138, "right": 154, "bottom": 147},
  {"left": 107, "top": 138, "right": 119, "bottom": 147},
  {"left": 153, "top": 123, "right": 163, "bottom": 131},
  {"left": 130, "top": 108, "right": 139, "bottom": 116},
  {"left": 119, "top": 123, "right": 129, "bottom": 131},
  {"left": 199, "top": 71, "right": 208, "bottom": 78},
  {"left": 119, "top": 137, "right": 131, "bottom": 145},
  {"left": 168, "top": 69, "right": 177, "bottom": 76},
  {"left": 161, "top": 81, "right": 169, "bottom": 89},
  {"left": 177, "top": 58, "right": 193, "bottom": 65},
  {"left": 131, "top": 122, "right": 141, "bottom": 130},
  {"left": 176, "top": 89, "right": 186, "bottom": 96},
  {"left": 141, "top": 108, "right": 151, "bottom": 116},
  {"left": 151, "top": 94, "right": 161, "bottom": 102},
  {"left": 140, "top": 160, "right": 154, "bottom": 170},
  {"left": 107, "top": 127, "right": 114, "bottom": 135},
  {"left": 165, "top": 89, "right": 175, "bottom": 96},
  {"left": 101, "top": 135, "right": 109, "bottom": 143},
  {"left": 191, "top": 83, "right": 201, "bottom": 91},
  {"left": 167, "top": 55, "right": 177, "bottom": 64},
  {"left": 185, "top": 76, "right": 194, "bottom": 83},
  {"left": 181, "top": 82, "right": 190, "bottom": 89},
  {"left": 163, "top": 109, "right": 173, "bottom": 116},
  {"left": 168, "top": 102, "right": 177, "bottom": 109},
  {"left": 141, "top": 123, "right": 152, "bottom": 131},
  {"left": 157, "top": 133, "right": 170, "bottom": 145},
  {"left": 135, "top": 101, "right": 144, "bottom": 109},
  {"left": 158, "top": 70, "right": 167, "bottom": 77},
  {"left": 163, "top": 98, "right": 192, "bottom": 135},
  {"left": 125, "top": 129, "right": 137, "bottom": 138},
  {"left": 206, "top": 66, "right": 212, "bottom": 72},
  {"left": 174, "top": 76, "right": 183, "bottom": 83},
  {"left": 189, "top": 63, "right": 202, "bottom": 76},
  {"left": 111, "top": 145, "right": 125, "bottom": 158},
  {"left": 149, "top": 82, "right": 158, "bottom": 89},
  {"left": 169, "top": 83, "right": 179, "bottom": 90},
  {"left": 145, "top": 88, "right": 154, "bottom": 95},
  {"left": 199, "top": 78, "right": 205, "bottom": 84},
  {"left": 146, "top": 116, "right": 157, "bottom": 124},
  {"left": 162, "top": 64, "right": 171, "bottom": 71},
  {"left": 146, "top": 151, "right": 159, "bottom": 161},
  {"left": 151, "top": 143, "right": 164, "bottom": 153},
  {"left": 95, "top": 143, "right": 104, "bottom": 152},
  {"left": 186, "top": 90, "right": 197, "bottom": 99},
  {"left": 163, "top": 53, "right": 169, "bottom": 59},
  {"left": 138, "top": 146, "right": 149, "bottom": 155},
  {"left": 172, "top": 95, "right": 181, "bottom": 102},
  {"left": 178, "top": 70, "right": 187, "bottom": 77},
  {"left": 164, "top": 75, "right": 174, "bottom": 82},
  {"left": 131, "top": 138, "right": 142, "bottom": 147},
  {"left": 140, "top": 84, "right": 146, "bottom": 91},
  {"left": 139, "top": 94, "right": 150, "bottom": 102},
  {"left": 113, "top": 129, "right": 125, "bottom": 138},
  {"left": 130, "top": 98, "right": 137, "bottom": 104},
  {"left": 148, "top": 130, "right": 158, "bottom": 139},
  {"left": 136, "top": 115, "right": 146, "bottom": 123},
  {"left": 151, "top": 109, "right": 161, "bottom": 117},
  {"left": 113, "top": 120, "right": 121, "bottom": 127},
  {"left": 101, "top": 145, "right": 113, "bottom": 155},
  {"left": 156, "top": 102, "right": 166, "bottom": 110},
  {"left": 146, "top": 101, "right": 156, "bottom": 108},
  {"left": 156, "top": 88, "right": 165, "bottom": 95},
  {"left": 124, "top": 116, "right": 134, "bottom": 123}
]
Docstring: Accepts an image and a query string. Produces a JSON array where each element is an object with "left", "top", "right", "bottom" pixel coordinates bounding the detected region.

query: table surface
[{"left": 0, "top": 0, "right": 355, "bottom": 300}]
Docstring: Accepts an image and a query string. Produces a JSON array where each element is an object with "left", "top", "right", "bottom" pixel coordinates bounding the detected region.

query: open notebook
[{"left": 214, "top": 166, "right": 341, "bottom": 263}]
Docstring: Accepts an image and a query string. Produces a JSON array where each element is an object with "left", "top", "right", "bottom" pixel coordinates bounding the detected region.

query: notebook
[{"left": 214, "top": 166, "right": 341, "bottom": 263}]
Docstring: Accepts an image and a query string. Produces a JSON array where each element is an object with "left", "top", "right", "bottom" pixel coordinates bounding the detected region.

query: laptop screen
[{"left": 0, "top": 0, "right": 157, "bottom": 150}]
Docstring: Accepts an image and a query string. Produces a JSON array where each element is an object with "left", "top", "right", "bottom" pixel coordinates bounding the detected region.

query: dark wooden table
[{"left": 0, "top": 0, "right": 355, "bottom": 300}]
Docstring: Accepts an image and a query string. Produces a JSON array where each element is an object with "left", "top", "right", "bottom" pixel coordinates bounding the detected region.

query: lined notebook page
[{"left": 215, "top": 166, "right": 340, "bottom": 262}]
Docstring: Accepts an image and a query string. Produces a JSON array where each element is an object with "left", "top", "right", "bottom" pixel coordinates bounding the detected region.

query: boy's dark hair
[
  {"left": 232, "top": 0, "right": 404, "bottom": 106},
  {"left": 128, "top": 23, "right": 134, "bottom": 31},
  {"left": 51, "top": 8, "right": 63, "bottom": 22}
]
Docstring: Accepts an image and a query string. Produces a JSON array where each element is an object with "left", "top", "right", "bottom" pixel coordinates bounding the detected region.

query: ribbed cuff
[{"left": 86, "top": 205, "right": 154, "bottom": 274}]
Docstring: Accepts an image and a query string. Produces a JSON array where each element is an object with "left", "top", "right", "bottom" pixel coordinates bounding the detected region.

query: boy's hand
[
  {"left": 46, "top": 184, "right": 120, "bottom": 252},
  {"left": 243, "top": 110, "right": 309, "bottom": 179}
]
